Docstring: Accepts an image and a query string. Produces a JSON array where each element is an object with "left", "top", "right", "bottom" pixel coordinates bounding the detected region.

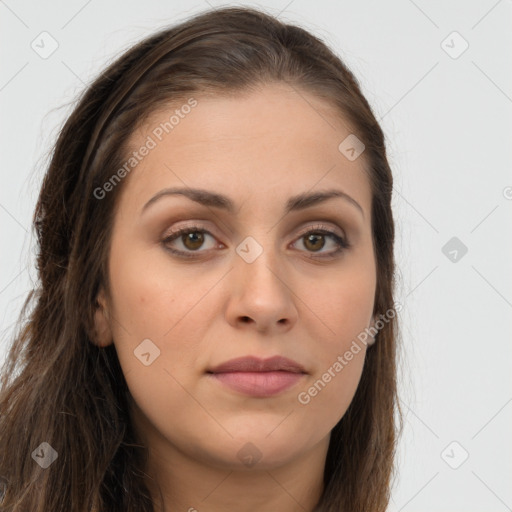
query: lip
[
  {"left": 208, "top": 355, "right": 306, "bottom": 374},
  {"left": 207, "top": 356, "right": 307, "bottom": 397}
]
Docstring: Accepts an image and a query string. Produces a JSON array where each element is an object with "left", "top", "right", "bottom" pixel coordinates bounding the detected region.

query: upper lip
[{"left": 208, "top": 356, "right": 307, "bottom": 374}]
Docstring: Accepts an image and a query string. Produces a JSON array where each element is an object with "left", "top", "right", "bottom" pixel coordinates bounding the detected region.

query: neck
[{"left": 144, "top": 439, "right": 327, "bottom": 512}]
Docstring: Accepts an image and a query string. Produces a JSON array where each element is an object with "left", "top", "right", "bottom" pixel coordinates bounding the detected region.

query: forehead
[{"left": 117, "top": 83, "right": 372, "bottom": 218}]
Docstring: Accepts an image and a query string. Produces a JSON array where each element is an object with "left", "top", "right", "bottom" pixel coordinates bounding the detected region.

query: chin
[{"left": 199, "top": 431, "right": 311, "bottom": 471}]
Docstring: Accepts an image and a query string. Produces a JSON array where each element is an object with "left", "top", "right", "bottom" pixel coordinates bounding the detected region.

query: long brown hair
[{"left": 0, "top": 6, "right": 401, "bottom": 511}]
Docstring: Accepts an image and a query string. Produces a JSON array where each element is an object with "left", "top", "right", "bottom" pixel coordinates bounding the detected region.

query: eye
[
  {"left": 161, "top": 223, "right": 350, "bottom": 260},
  {"left": 292, "top": 224, "right": 350, "bottom": 259},
  {"left": 162, "top": 225, "right": 220, "bottom": 258}
]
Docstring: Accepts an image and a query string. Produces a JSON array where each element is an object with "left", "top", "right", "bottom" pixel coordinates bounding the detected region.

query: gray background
[{"left": 1, "top": 0, "right": 511, "bottom": 510}]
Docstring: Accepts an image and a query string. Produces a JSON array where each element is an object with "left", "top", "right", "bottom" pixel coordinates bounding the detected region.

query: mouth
[{"left": 206, "top": 355, "right": 307, "bottom": 397}]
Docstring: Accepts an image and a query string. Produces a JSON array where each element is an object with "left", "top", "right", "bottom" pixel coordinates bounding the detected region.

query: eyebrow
[{"left": 141, "top": 186, "right": 364, "bottom": 218}]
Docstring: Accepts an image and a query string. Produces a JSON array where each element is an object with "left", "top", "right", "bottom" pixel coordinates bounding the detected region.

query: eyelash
[{"left": 161, "top": 223, "right": 350, "bottom": 260}]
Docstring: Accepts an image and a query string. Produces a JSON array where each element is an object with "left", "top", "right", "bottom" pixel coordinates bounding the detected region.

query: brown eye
[
  {"left": 292, "top": 226, "right": 350, "bottom": 259},
  {"left": 303, "top": 233, "right": 326, "bottom": 252},
  {"left": 162, "top": 226, "right": 218, "bottom": 258},
  {"left": 181, "top": 231, "right": 205, "bottom": 250},
  {"left": 162, "top": 224, "right": 349, "bottom": 260}
]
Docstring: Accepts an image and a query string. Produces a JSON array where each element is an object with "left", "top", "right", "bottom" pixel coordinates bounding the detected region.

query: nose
[{"left": 224, "top": 242, "right": 299, "bottom": 334}]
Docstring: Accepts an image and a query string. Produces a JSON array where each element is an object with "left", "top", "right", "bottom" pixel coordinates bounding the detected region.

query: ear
[
  {"left": 367, "top": 313, "right": 378, "bottom": 346},
  {"left": 92, "top": 287, "right": 113, "bottom": 347}
]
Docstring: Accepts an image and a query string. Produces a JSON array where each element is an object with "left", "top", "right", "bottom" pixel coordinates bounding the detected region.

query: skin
[{"left": 93, "top": 82, "right": 377, "bottom": 512}]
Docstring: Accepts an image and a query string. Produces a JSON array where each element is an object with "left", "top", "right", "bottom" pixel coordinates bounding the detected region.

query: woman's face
[{"left": 94, "top": 83, "right": 376, "bottom": 473}]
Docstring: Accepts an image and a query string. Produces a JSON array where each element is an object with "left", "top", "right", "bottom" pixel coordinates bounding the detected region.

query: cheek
[
  {"left": 108, "top": 242, "right": 201, "bottom": 337},
  {"left": 105, "top": 248, "right": 211, "bottom": 436},
  {"left": 314, "top": 259, "right": 376, "bottom": 347},
  {"left": 294, "top": 263, "right": 375, "bottom": 424},
  {"left": 106, "top": 242, "right": 226, "bottom": 390},
  {"left": 295, "top": 350, "right": 366, "bottom": 440},
  {"left": 106, "top": 244, "right": 188, "bottom": 369}
]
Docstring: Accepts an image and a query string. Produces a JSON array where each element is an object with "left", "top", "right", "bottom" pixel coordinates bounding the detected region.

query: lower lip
[{"left": 209, "top": 371, "right": 305, "bottom": 397}]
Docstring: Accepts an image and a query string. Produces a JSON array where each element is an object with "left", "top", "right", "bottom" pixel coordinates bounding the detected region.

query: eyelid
[
  {"left": 161, "top": 220, "right": 217, "bottom": 240},
  {"left": 162, "top": 218, "right": 346, "bottom": 241},
  {"left": 294, "top": 221, "right": 345, "bottom": 239}
]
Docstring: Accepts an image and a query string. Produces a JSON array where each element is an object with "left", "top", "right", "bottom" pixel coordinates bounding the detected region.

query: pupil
[
  {"left": 306, "top": 234, "right": 324, "bottom": 251},
  {"left": 184, "top": 232, "right": 203, "bottom": 249}
]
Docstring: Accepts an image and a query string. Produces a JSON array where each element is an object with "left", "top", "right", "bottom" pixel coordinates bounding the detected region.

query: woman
[{"left": 0, "top": 6, "right": 401, "bottom": 511}]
